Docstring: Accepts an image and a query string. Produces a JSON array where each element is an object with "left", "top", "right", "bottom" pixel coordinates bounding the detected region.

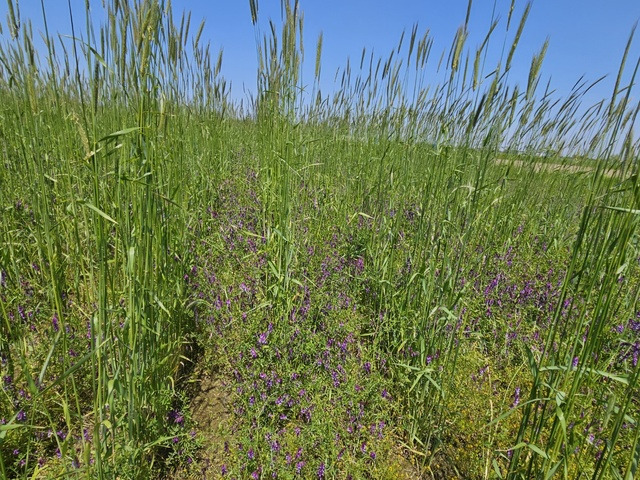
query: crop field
[{"left": 0, "top": 0, "right": 639, "bottom": 479}]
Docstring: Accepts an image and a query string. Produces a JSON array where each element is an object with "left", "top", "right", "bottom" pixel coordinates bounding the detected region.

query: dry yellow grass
[{"left": 495, "top": 158, "right": 623, "bottom": 178}]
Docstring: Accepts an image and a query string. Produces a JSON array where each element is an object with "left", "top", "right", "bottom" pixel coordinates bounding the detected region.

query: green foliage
[{"left": 0, "top": 0, "right": 639, "bottom": 479}]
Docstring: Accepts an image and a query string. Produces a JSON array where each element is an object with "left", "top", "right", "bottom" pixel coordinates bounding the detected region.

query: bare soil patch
[{"left": 185, "top": 374, "right": 234, "bottom": 478}]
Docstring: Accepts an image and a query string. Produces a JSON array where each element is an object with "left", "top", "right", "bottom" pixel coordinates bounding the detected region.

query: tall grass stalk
[
  {"left": 0, "top": 0, "right": 227, "bottom": 476},
  {"left": 0, "top": 0, "right": 638, "bottom": 478}
]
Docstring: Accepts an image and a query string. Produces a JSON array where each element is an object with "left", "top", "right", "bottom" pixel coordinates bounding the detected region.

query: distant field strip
[{"left": 495, "top": 158, "right": 623, "bottom": 178}]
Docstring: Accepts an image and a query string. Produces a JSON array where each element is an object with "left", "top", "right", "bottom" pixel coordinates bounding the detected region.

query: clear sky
[{"left": 1, "top": 1, "right": 639, "bottom": 110}]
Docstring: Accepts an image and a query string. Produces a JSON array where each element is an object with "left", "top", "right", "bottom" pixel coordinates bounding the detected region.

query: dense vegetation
[{"left": 0, "top": 0, "right": 639, "bottom": 478}]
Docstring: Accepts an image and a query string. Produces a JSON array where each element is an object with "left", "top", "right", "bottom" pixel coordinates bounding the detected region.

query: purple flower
[
  {"left": 16, "top": 410, "right": 26, "bottom": 421},
  {"left": 52, "top": 314, "right": 59, "bottom": 332},
  {"left": 572, "top": 356, "right": 579, "bottom": 369},
  {"left": 512, "top": 387, "right": 521, "bottom": 408},
  {"left": 221, "top": 464, "right": 228, "bottom": 475},
  {"left": 168, "top": 410, "right": 184, "bottom": 425},
  {"left": 300, "top": 407, "right": 312, "bottom": 422},
  {"left": 317, "top": 462, "right": 325, "bottom": 478},
  {"left": 296, "top": 461, "right": 305, "bottom": 474},
  {"left": 248, "top": 448, "right": 255, "bottom": 460}
]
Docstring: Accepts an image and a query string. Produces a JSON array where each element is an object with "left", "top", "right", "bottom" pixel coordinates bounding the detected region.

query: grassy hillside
[{"left": 0, "top": 1, "right": 639, "bottom": 478}]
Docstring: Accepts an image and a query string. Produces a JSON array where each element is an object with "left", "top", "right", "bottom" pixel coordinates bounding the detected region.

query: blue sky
[{"left": 1, "top": 1, "right": 639, "bottom": 110}]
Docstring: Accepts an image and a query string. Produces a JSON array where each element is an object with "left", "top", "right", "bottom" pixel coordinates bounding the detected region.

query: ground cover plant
[{"left": 0, "top": 0, "right": 639, "bottom": 478}]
